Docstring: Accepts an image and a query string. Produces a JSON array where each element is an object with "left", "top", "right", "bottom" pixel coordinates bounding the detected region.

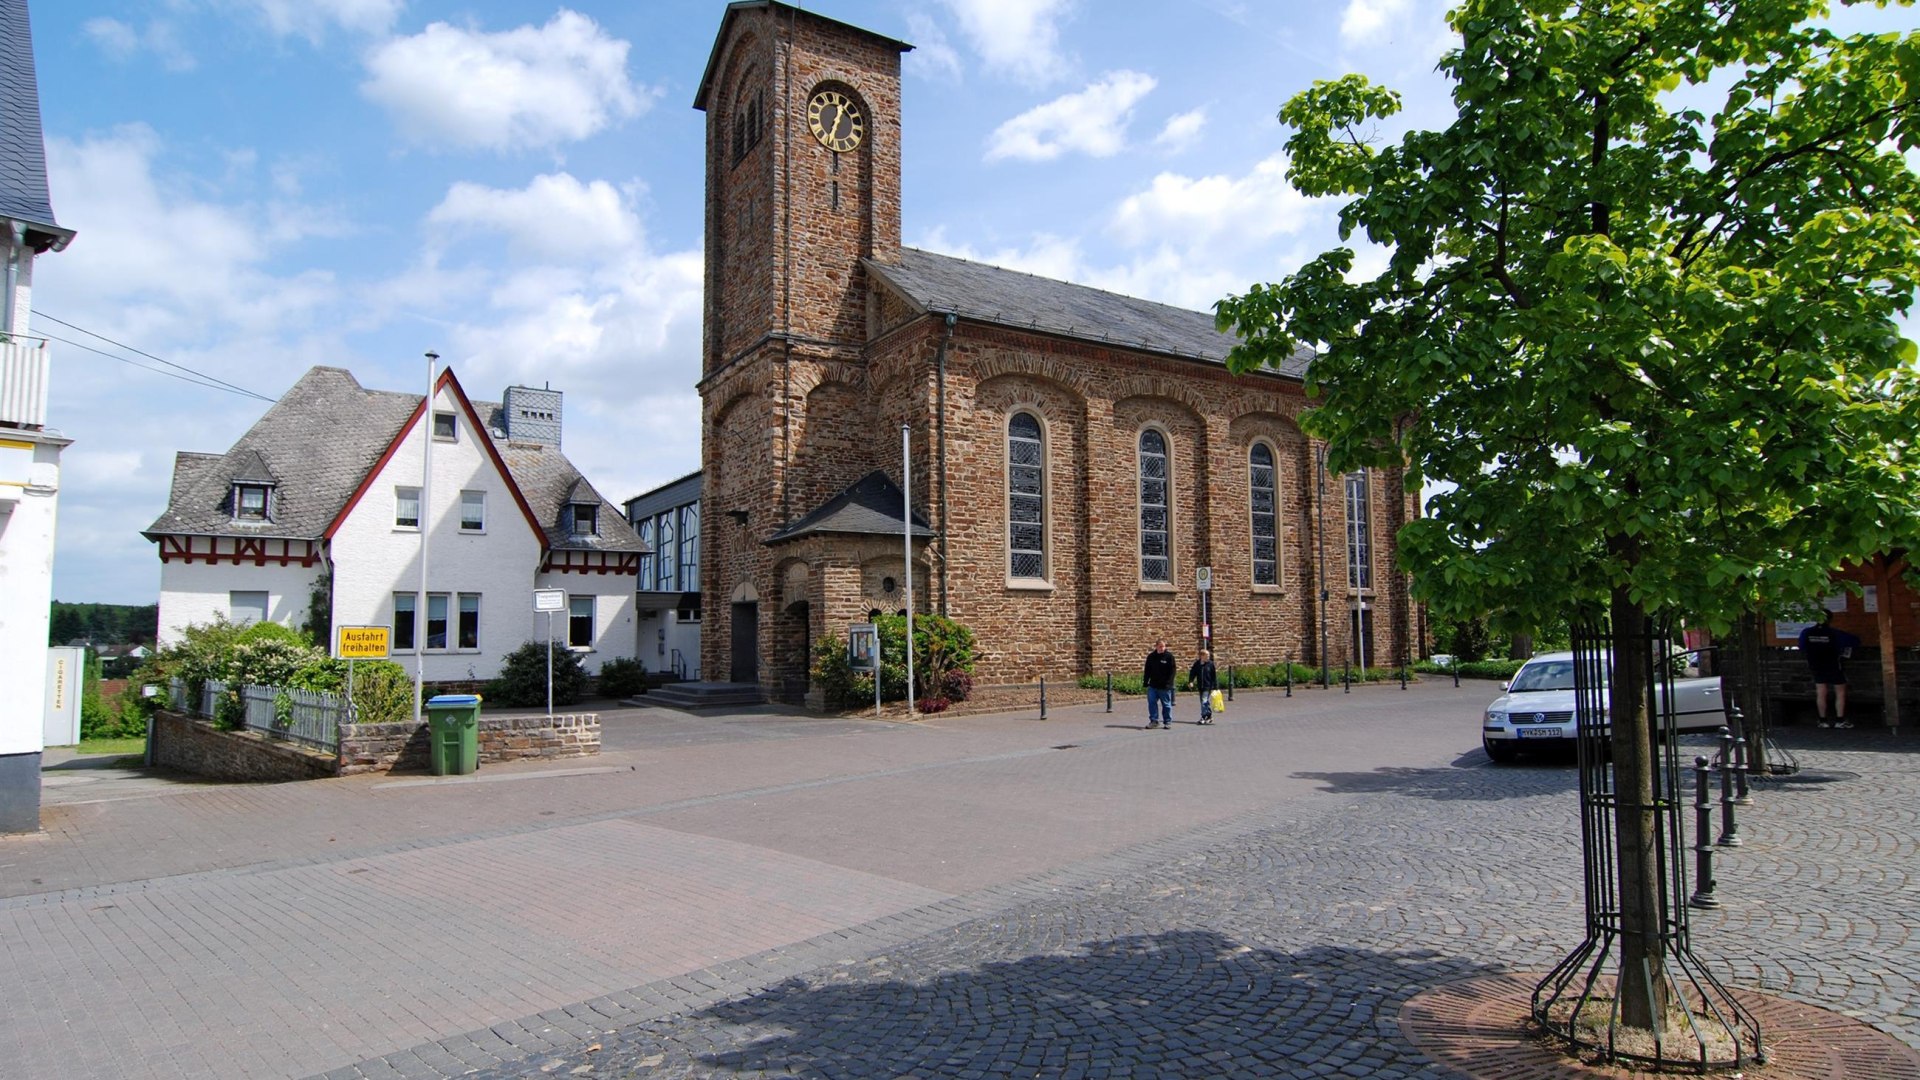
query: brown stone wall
[
  {"left": 337, "top": 714, "right": 600, "bottom": 776},
  {"left": 150, "top": 711, "right": 338, "bottom": 783}
]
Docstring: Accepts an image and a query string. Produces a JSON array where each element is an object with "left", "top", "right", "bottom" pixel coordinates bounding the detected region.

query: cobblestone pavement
[
  {"left": 385, "top": 729, "right": 1916, "bottom": 1080},
  {"left": 5, "top": 685, "right": 1913, "bottom": 1080}
]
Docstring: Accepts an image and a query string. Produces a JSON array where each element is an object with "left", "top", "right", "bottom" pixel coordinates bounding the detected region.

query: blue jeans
[{"left": 1147, "top": 686, "right": 1173, "bottom": 723}]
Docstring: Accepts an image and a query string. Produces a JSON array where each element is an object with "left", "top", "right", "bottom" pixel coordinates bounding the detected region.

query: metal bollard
[
  {"left": 1400, "top": 659, "right": 1408, "bottom": 690},
  {"left": 1734, "top": 733, "right": 1753, "bottom": 805},
  {"left": 1040, "top": 676, "right": 1048, "bottom": 720},
  {"left": 1452, "top": 657, "right": 1460, "bottom": 688},
  {"left": 1286, "top": 658, "right": 1293, "bottom": 698},
  {"left": 1717, "top": 727, "right": 1742, "bottom": 847},
  {"left": 1344, "top": 662, "right": 1352, "bottom": 693},
  {"left": 1690, "top": 755, "right": 1719, "bottom": 907},
  {"left": 1105, "top": 672, "right": 1112, "bottom": 713},
  {"left": 1228, "top": 665, "right": 1235, "bottom": 702}
]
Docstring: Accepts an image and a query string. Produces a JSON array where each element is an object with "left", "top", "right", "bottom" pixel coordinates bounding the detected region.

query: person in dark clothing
[
  {"left": 1143, "top": 639, "right": 1177, "bottom": 728},
  {"left": 1188, "top": 649, "right": 1218, "bottom": 725},
  {"left": 1799, "top": 610, "right": 1861, "bottom": 727}
]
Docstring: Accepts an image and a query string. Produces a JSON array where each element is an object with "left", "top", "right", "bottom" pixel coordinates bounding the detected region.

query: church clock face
[{"left": 807, "top": 88, "right": 865, "bottom": 153}]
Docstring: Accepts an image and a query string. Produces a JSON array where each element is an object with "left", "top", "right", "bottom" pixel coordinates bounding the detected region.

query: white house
[
  {"left": 1, "top": 0, "right": 76, "bottom": 834},
  {"left": 145, "top": 366, "right": 647, "bottom": 684}
]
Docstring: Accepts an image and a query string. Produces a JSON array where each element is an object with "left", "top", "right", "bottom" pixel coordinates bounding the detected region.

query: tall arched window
[
  {"left": 1007, "top": 411, "right": 1046, "bottom": 579},
  {"left": 1139, "top": 428, "right": 1171, "bottom": 583},
  {"left": 1250, "top": 442, "right": 1278, "bottom": 586},
  {"left": 1345, "top": 469, "right": 1372, "bottom": 590}
]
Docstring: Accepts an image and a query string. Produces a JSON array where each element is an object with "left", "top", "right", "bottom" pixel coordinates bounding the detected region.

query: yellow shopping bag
[{"left": 1209, "top": 689, "right": 1226, "bottom": 713}]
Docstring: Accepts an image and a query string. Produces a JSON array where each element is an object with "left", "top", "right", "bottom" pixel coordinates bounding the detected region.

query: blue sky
[{"left": 24, "top": 0, "right": 1917, "bottom": 604}]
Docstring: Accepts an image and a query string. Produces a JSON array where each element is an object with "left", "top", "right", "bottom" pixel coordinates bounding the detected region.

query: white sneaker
[
  {"left": 1818, "top": 720, "right": 1833, "bottom": 728},
  {"left": 1835, "top": 720, "right": 1854, "bottom": 729}
]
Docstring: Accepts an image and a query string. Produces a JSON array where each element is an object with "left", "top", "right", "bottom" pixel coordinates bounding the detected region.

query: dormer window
[
  {"left": 433, "top": 411, "right": 457, "bottom": 441},
  {"left": 569, "top": 503, "right": 599, "bottom": 537},
  {"left": 233, "top": 483, "right": 271, "bottom": 521}
]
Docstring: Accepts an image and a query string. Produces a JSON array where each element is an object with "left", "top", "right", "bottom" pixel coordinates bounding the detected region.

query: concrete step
[{"left": 634, "top": 681, "right": 765, "bottom": 710}]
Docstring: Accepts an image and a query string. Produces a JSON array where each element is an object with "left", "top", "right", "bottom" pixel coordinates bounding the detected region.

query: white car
[{"left": 1481, "top": 651, "right": 1725, "bottom": 763}]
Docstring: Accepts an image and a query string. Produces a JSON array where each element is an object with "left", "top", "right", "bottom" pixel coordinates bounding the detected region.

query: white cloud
[
  {"left": 428, "top": 173, "right": 642, "bottom": 261},
  {"left": 903, "top": 11, "right": 964, "bottom": 83},
  {"left": 361, "top": 11, "right": 650, "bottom": 153},
  {"left": 1153, "top": 108, "right": 1207, "bottom": 153},
  {"left": 1111, "top": 153, "right": 1319, "bottom": 248},
  {"left": 237, "top": 0, "right": 405, "bottom": 40},
  {"left": 985, "top": 71, "right": 1157, "bottom": 162},
  {"left": 1341, "top": 0, "right": 1415, "bottom": 45},
  {"left": 940, "top": 0, "right": 1076, "bottom": 85},
  {"left": 83, "top": 16, "right": 197, "bottom": 72}
]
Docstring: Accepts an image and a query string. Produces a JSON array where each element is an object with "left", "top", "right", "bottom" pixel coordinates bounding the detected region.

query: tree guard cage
[{"left": 1532, "top": 615, "right": 1763, "bottom": 1070}]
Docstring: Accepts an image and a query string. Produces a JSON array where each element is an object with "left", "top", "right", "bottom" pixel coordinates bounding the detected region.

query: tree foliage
[
  {"left": 1218, "top": 0, "right": 1920, "bottom": 631},
  {"left": 1217, "top": 0, "right": 1920, "bottom": 1031}
]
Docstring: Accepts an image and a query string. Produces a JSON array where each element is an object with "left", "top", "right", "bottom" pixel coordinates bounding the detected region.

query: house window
[
  {"left": 396, "top": 486, "right": 421, "bottom": 529},
  {"left": 230, "top": 591, "right": 268, "bottom": 626},
  {"left": 656, "top": 512, "right": 676, "bottom": 591},
  {"left": 1007, "top": 411, "right": 1046, "bottom": 580},
  {"left": 433, "top": 411, "right": 457, "bottom": 441},
  {"left": 233, "top": 484, "right": 270, "bottom": 521},
  {"left": 1345, "top": 469, "right": 1373, "bottom": 591},
  {"left": 460, "top": 490, "right": 486, "bottom": 531},
  {"left": 458, "top": 593, "right": 480, "bottom": 650},
  {"left": 394, "top": 593, "right": 417, "bottom": 651},
  {"left": 1139, "top": 428, "right": 1171, "bottom": 584},
  {"left": 427, "top": 593, "right": 449, "bottom": 650},
  {"left": 1250, "top": 442, "right": 1278, "bottom": 587},
  {"left": 568, "top": 596, "right": 594, "bottom": 648},
  {"left": 571, "top": 503, "right": 599, "bottom": 538},
  {"left": 636, "top": 518, "right": 654, "bottom": 587},
  {"left": 678, "top": 504, "right": 700, "bottom": 592}
]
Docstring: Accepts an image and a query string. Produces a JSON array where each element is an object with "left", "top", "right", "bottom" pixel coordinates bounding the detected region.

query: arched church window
[
  {"left": 1345, "top": 469, "right": 1372, "bottom": 590},
  {"left": 1007, "top": 411, "right": 1046, "bottom": 580},
  {"left": 1250, "top": 442, "right": 1278, "bottom": 586},
  {"left": 1139, "top": 428, "right": 1171, "bottom": 584}
]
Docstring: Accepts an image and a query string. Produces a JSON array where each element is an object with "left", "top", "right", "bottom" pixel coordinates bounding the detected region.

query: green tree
[{"left": 1218, "top": 0, "right": 1920, "bottom": 1032}]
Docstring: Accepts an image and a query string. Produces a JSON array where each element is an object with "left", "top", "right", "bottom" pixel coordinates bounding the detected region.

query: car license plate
[{"left": 1516, "top": 728, "right": 1563, "bottom": 739}]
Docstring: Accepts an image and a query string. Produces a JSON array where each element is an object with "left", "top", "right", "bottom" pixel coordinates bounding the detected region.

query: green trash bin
[{"left": 425, "top": 694, "right": 481, "bottom": 776}]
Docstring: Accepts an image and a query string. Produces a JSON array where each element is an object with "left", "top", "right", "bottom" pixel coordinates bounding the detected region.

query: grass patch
[{"left": 72, "top": 736, "right": 147, "bottom": 757}]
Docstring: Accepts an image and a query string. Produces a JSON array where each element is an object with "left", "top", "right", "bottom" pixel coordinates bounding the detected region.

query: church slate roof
[
  {"left": 770, "top": 470, "right": 934, "bottom": 544},
  {"left": 0, "top": 0, "right": 70, "bottom": 249},
  {"left": 146, "top": 366, "right": 645, "bottom": 555},
  {"left": 864, "top": 248, "right": 1314, "bottom": 379}
]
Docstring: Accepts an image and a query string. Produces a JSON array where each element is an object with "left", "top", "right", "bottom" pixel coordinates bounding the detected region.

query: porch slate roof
[{"left": 770, "top": 470, "right": 934, "bottom": 544}]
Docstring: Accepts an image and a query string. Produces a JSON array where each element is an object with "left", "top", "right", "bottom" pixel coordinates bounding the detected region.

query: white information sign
[
  {"left": 533, "top": 588, "right": 566, "bottom": 612},
  {"left": 1196, "top": 566, "right": 1212, "bottom": 592}
]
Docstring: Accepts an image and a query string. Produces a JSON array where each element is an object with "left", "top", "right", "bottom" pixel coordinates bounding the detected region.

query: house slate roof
[
  {"left": 770, "top": 470, "right": 934, "bottom": 544},
  {"left": 0, "top": 0, "right": 70, "bottom": 250},
  {"left": 146, "top": 367, "right": 419, "bottom": 540},
  {"left": 863, "top": 248, "right": 1315, "bottom": 379},
  {"left": 494, "top": 434, "right": 646, "bottom": 554},
  {"left": 146, "top": 366, "right": 645, "bottom": 555}
]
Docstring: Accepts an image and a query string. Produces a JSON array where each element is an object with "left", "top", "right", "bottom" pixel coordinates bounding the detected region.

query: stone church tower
[{"left": 695, "top": 2, "right": 1417, "bottom": 703}]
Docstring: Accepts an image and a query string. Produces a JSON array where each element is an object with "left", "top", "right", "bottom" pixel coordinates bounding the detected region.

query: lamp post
[
  {"left": 902, "top": 424, "right": 916, "bottom": 718},
  {"left": 414, "top": 350, "right": 438, "bottom": 724},
  {"left": 1316, "top": 445, "right": 1330, "bottom": 688}
]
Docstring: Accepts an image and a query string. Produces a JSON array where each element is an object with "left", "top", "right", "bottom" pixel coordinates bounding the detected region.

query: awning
[{"left": 636, "top": 590, "right": 700, "bottom": 613}]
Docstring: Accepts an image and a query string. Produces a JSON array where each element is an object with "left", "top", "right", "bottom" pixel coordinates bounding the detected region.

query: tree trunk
[
  {"left": 1509, "top": 632, "right": 1534, "bottom": 661},
  {"left": 1610, "top": 587, "right": 1669, "bottom": 1030}
]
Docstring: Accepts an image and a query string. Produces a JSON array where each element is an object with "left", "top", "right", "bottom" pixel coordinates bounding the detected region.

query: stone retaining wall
[
  {"left": 152, "top": 710, "right": 601, "bottom": 780},
  {"left": 150, "top": 710, "right": 337, "bottom": 783},
  {"left": 336, "top": 713, "right": 601, "bottom": 775}
]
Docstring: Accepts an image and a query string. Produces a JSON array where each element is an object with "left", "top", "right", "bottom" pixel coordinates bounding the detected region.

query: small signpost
[
  {"left": 534, "top": 589, "right": 566, "bottom": 717},
  {"left": 849, "top": 622, "right": 879, "bottom": 716},
  {"left": 1196, "top": 566, "right": 1213, "bottom": 645},
  {"left": 336, "top": 626, "right": 391, "bottom": 720}
]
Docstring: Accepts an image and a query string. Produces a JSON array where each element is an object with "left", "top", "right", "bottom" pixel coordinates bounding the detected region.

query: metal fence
[{"left": 170, "top": 677, "right": 344, "bottom": 752}]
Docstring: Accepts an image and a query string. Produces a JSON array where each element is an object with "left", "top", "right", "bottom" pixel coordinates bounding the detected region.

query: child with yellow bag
[{"left": 1188, "top": 649, "right": 1221, "bottom": 725}]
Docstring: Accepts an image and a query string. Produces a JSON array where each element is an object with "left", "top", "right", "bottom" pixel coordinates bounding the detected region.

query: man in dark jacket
[
  {"left": 1144, "top": 639, "right": 1177, "bottom": 728},
  {"left": 1799, "top": 609, "right": 1861, "bottom": 727}
]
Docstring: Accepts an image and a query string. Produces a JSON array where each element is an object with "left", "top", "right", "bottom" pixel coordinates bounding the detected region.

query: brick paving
[{"left": 1, "top": 684, "right": 1913, "bottom": 1079}]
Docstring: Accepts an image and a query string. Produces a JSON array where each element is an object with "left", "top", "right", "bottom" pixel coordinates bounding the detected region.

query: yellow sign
[{"left": 337, "top": 625, "right": 391, "bottom": 659}]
